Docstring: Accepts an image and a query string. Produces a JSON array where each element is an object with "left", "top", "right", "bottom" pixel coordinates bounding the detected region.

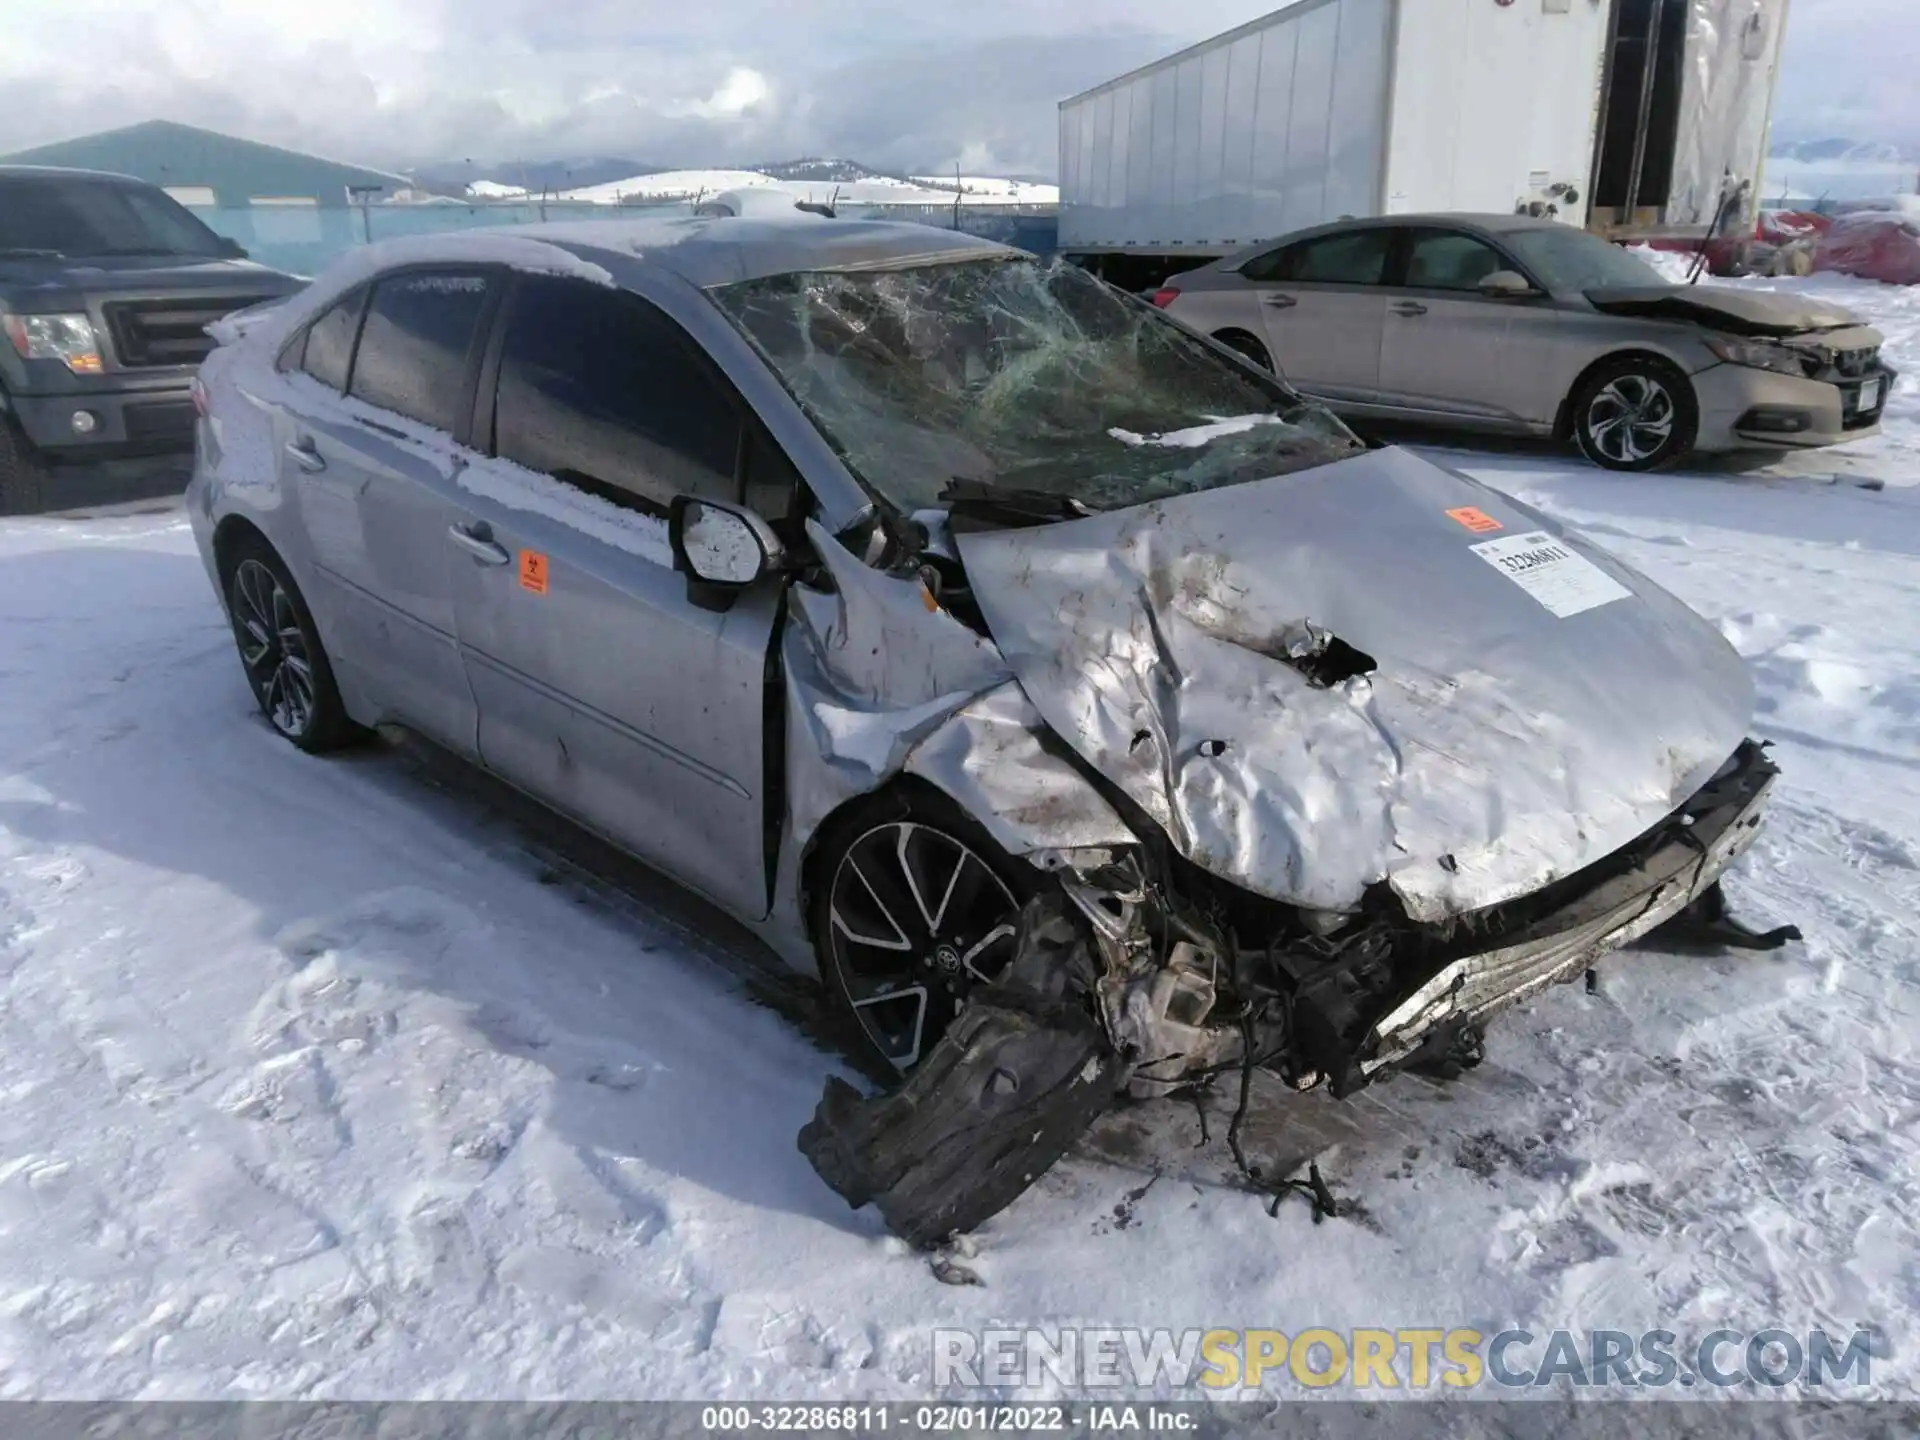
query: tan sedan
[{"left": 1157, "top": 213, "right": 1893, "bottom": 471}]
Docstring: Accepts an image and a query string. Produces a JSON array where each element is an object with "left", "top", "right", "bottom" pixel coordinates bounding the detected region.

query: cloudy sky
[{"left": 0, "top": 0, "right": 1910, "bottom": 176}]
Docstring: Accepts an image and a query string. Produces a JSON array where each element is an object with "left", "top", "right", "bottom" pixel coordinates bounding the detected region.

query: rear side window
[
  {"left": 491, "top": 275, "right": 744, "bottom": 512},
  {"left": 295, "top": 291, "right": 364, "bottom": 391},
  {"left": 348, "top": 271, "right": 492, "bottom": 434},
  {"left": 1246, "top": 229, "right": 1393, "bottom": 286}
]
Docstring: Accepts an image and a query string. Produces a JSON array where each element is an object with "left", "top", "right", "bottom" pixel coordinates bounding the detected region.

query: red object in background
[
  {"left": 1813, "top": 213, "right": 1920, "bottom": 287},
  {"left": 1150, "top": 287, "right": 1181, "bottom": 308},
  {"left": 1757, "top": 209, "right": 1833, "bottom": 245}
]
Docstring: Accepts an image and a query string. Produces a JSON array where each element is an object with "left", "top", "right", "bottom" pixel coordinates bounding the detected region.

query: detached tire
[
  {"left": 1571, "top": 356, "right": 1698, "bottom": 472},
  {"left": 222, "top": 535, "right": 361, "bottom": 753},
  {"left": 808, "top": 788, "right": 1038, "bottom": 1076},
  {"left": 0, "top": 417, "right": 47, "bottom": 517}
]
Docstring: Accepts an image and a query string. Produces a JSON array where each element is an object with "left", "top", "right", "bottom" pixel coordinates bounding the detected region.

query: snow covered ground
[{"left": 1, "top": 270, "right": 1917, "bottom": 1402}]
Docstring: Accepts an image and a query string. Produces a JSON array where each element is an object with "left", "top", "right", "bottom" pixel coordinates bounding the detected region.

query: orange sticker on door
[
  {"left": 1445, "top": 506, "right": 1504, "bottom": 534},
  {"left": 518, "top": 549, "right": 550, "bottom": 595}
]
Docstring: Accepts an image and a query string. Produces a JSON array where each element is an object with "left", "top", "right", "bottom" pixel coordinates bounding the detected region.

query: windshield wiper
[
  {"left": 938, "top": 478, "right": 1095, "bottom": 529},
  {"left": 0, "top": 247, "right": 65, "bottom": 258}
]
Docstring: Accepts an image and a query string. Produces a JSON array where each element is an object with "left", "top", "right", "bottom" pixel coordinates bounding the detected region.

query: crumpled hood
[
  {"left": 1585, "top": 283, "right": 1863, "bottom": 336},
  {"left": 954, "top": 446, "right": 1754, "bottom": 921}
]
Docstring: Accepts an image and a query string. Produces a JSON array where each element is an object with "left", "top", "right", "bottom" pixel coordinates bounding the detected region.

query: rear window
[
  {"left": 348, "top": 272, "right": 491, "bottom": 435},
  {"left": 0, "top": 176, "right": 229, "bottom": 259}
]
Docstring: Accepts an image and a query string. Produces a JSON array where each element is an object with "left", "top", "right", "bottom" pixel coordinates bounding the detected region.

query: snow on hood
[
  {"left": 954, "top": 446, "right": 1755, "bottom": 921},
  {"left": 1585, "top": 283, "right": 1865, "bottom": 336}
]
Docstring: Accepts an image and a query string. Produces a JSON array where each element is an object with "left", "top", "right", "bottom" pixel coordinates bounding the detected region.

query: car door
[
  {"left": 1240, "top": 227, "right": 1392, "bottom": 404},
  {"left": 449, "top": 273, "right": 796, "bottom": 919},
  {"left": 278, "top": 268, "right": 496, "bottom": 751},
  {"left": 1373, "top": 226, "right": 1564, "bottom": 427}
]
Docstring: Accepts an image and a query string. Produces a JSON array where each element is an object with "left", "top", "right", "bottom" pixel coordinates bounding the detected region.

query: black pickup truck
[{"left": 0, "top": 165, "right": 306, "bottom": 514}]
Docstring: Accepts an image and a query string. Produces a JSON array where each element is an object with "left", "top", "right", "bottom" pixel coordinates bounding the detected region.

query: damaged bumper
[
  {"left": 1363, "top": 740, "right": 1779, "bottom": 1075},
  {"left": 799, "top": 740, "right": 1788, "bottom": 1245}
]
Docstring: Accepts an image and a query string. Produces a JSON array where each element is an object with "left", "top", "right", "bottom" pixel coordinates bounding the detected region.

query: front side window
[
  {"left": 1401, "top": 230, "right": 1508, "bottom": 291},
  {"left": 348, "top": 271, "right": 491, "bottom": 434},
  {"left": 713, "top": 257, "right": 1361, "bottom": 516},
  {"left": 491, "top": 275, "right": 743, "bottom": 513},
  {"left": 0, "top": 177, "right": 230, "bottom": 259}
]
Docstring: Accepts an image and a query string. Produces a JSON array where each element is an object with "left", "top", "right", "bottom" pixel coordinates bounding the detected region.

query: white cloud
[
  {"left": 0, "top": 0, "right": 1909, "bottom": 175},
  {"left": 668, "top": 67, "right": 772, "bottom": 121}
]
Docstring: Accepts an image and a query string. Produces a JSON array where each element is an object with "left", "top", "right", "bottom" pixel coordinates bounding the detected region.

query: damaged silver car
[{"left": 188, "top": 217, "right": 1796, "bottom": 1247}]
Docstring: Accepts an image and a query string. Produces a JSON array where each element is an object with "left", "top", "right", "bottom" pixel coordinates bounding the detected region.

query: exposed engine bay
[{"left": 801, "top": 739, "right": 1795, "bottom": 1248}]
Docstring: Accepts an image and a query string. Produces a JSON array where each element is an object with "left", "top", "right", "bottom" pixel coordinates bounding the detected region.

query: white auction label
[{"left": 1469, "top": 530, "right": 1632, "bottom": 618}]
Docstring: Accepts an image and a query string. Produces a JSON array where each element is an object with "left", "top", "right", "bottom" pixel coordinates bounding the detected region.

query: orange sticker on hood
[
  {"left": 1446, "top": 506, "right": 1504, "bottom": 534},
  {"left": 518, "top": 549, "right": 550, "bottom": 594}
]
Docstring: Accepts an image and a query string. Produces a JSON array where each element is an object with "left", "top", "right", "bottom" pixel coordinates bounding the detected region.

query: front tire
[
  {"left": 810, "top": 790, "right": 1037, "bottom": 1075},
  {"left": 1571, "top": 357, "right": 1698, "bottom": 472},
  {"left": 1214, "top": 330, "right": 1275, "bottom": 372},
  {"left": 223, "top": 537, "right": 360, "bottom": 752},
  {"left": 0, "top": 417, "right": 48, "bottom": 517}
]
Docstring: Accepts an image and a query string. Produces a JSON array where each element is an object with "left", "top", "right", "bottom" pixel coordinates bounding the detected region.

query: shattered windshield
[{"left": 711, "top": 257, "right": 1362, "bottom": 516}]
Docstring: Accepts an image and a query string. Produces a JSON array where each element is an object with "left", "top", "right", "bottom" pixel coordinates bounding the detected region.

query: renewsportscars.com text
[{"left": 932, "top": 1326, "right": 1878, "bottom": 1392}]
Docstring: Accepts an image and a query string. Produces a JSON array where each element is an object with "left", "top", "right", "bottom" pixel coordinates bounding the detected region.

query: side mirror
[
  {"left": 1477, "top": 269, "right": 1538, "bottom": 299},
  {"left": 668, "top": 496, "right": 787, "bottom": 608}
]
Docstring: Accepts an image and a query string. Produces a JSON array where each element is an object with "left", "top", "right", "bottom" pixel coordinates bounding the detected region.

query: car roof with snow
[{"left": 327, "top": 216, "right": 1023, "bottom": 292}]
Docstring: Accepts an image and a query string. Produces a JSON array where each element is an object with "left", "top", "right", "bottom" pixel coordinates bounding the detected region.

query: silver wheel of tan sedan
[
  {"left": 818, "top": 810, "right": 1028, "bottom": 1073},
  {"left": 1572, "top": 357, "right": 1698, "bottom": 472}
]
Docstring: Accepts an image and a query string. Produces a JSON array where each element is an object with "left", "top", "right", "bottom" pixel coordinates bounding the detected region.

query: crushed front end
[{"left": 800, "top": 740, "right": 1790, "bottom": 1246}]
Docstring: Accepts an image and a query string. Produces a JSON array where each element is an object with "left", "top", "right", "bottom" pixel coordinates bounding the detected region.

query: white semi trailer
[{"left": 1058, "top": 0, "right": 1791, "bottom": 287}]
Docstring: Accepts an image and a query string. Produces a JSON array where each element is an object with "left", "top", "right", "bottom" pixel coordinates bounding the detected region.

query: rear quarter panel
[{"left": 192, "top": 336, "right": 315, "bottom": 609}]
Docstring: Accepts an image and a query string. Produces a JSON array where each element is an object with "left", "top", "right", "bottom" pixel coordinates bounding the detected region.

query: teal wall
[{"left": 2, "top": 120, "right": 406, "bottom": 208}]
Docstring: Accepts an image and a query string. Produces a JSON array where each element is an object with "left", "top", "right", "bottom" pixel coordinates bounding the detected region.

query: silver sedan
[
  {"left": 189, "top": 216, "right": 1789, "bottom": 1244},
  {"left": 1159, "top": 213, "right": 1892, "bottom": 471}
]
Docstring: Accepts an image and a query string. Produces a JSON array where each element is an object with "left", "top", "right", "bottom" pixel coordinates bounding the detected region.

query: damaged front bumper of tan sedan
[{"left": 800, "top": 739, "right": 1791, "bottom": 1250}]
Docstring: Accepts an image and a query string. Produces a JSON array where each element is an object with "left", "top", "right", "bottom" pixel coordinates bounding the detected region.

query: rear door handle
[
  {"left": 1391, "top": 301, "right": 1429, "bottom": 317},
  {"left": 447, "top": 521, "right": 510, "bottom": 566},
  {"left": 1262, "top": 293, "right": 1298, "bottom": 309},
  {"left": 284, "top": 436, "right": 327, "bottom": 473}
]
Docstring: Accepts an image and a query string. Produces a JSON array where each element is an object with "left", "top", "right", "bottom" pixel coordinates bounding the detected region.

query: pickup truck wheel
[
  {"left": 223, "top": 537, "right": 360, "bottom": 753},
  {"left": 0, "top": 418, "right": 48, "bottom": 517},
  {"left": 1572, "top": 357, "right": 1698, "bottom": 472},
  {"left": 811, "top": 791, "right": 1036, "bottom": 1076}
]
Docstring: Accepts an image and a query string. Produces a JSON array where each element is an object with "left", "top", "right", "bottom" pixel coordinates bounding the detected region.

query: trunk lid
[{"left": 954, "top": 446, "right": 1754, "bottom": 921}]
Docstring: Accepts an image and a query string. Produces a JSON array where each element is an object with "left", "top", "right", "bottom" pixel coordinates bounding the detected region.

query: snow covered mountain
[
  {"left": 556, "top": 167, "right": 1057, "bottom": 207},
  {"left": 1770, "top": 137, "right": 1919, "bottom": 165}
]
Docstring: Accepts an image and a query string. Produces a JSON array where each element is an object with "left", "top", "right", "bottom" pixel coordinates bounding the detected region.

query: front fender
[{"left": 903, "top": 682, "right": 1138, "bottom": 861}]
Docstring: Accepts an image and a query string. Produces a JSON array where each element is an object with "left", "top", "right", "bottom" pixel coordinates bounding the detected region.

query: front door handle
[
  {"left": 1262, "top": 293, "right": 1299, "bottom": 309},
  {"left": 1391, "top": 301, "right": 1429, "bottom": 317},
  {"left": 284, "top": 436, "right": 327, "bottom": 473},
  {"left": 447, "top": 522, "right": 510, "bottom": 566}
]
